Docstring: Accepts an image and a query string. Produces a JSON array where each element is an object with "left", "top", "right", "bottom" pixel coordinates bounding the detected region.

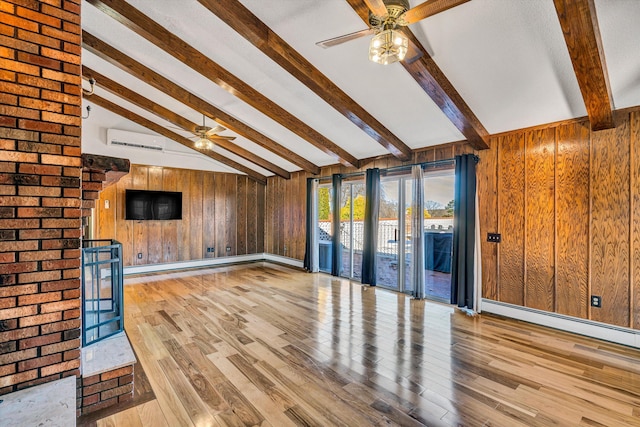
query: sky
[{"left": 381, "top": 172, "right": 454, "bottom": 207}]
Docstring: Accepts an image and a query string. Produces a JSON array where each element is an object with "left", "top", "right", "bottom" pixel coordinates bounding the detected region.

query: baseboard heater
[
  {"left": 482, "top": 299, "right": 640, "bottom": 349},
  {"left": 122, "top": 253, "right": 303, "bottom": 277}
]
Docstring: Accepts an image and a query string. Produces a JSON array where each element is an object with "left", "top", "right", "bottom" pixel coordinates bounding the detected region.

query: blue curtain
[
  {"left": 451, "top": 154, "right": 478, "bottom": 309},
  {"left": 361, "top": 168, "right": 380, "bottom": 285},
  {"left": 303, "top": 178, "right": 318, "bottom": 272},
  {"left": 331, "top": 174, "right": 342, "bottom": 277},
  {"left": 410, "top": 165, "right": 426, "bottom": 299}
]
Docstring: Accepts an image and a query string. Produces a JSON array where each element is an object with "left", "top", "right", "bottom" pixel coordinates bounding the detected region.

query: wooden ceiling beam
[
  {"left": 197, "top": 0, "right": 412, "bottom": 161},
  {"left": 82, "top": 66, "right": 291, "bottom": 179},
  {"left": 85, "top": 94, "right": 267, "bottom": 184},
  {"left": 86, "top": 0, "right": 360, "bottom": 168},
  {"left": 401, "top": 0, "right": 471, "bottom": 25},
  {"left": 553, "top": 0, "right": 614, "bottom": 131},
  {"left": 82, "top": 32, "right": 320, "bottom": 175},
  {"left": 346, "top": 0, "right": 490, "bottom": 150}
]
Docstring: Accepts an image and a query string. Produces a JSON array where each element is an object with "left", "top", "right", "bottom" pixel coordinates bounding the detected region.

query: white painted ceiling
[{"left": 81, "top": 0, "right": 640, "bottom": 176}]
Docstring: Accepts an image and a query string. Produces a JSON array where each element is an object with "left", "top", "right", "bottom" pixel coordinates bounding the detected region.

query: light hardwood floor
[{"left": 94, "top": 263, "right": 640, "bottom": 426}]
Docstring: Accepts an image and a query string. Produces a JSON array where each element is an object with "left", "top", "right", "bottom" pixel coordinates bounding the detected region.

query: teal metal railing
[{"left": 81, "top": 240, "right": 124, "bottom": 346}]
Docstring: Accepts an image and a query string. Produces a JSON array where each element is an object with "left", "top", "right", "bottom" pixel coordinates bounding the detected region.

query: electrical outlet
[
  {"left": 137, "top": 252, "right": 142, "bottom": 259},
  {"left": 226, "top": 246, "right": 231, "bottom": 252},
  {"left": 591, "top": 295, "right": 602, "bottom": 308},
  {"left": 487, "top": 233, "right": 501, "bottom": 243}
]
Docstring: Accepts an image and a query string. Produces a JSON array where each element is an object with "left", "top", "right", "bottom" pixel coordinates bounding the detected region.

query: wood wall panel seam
[
  {"left": 631, "top": 111, "right": 640, "bottom": 328},
  {"left": 553, "top": 127, "right": 558, "bottom": 314},
  {"left": 588, "top": 125, "right": 593, "bottom": 321},
  {"left": 523, "top": 132, "right": 528, "bottom": 308},
  {"left": 628, "top": 115, "right": 636, "bottom": 328},
  {"left": 496, "top": 136, "right": 501, "bottom": 301}
]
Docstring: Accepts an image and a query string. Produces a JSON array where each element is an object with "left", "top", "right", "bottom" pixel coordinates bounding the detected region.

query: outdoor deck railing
[{"left": 320, "top": 218, "right": 453, "bottom": 255}]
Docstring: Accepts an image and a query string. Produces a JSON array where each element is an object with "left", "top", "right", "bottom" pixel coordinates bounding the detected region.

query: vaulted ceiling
[{"left": 80, "top": 0, "right": 640, "bottom": 182}]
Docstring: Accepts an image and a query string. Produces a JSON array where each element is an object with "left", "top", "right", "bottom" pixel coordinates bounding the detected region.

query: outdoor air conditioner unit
[{"left": 106, "top": 128, "right": 164, "bottom": 152}]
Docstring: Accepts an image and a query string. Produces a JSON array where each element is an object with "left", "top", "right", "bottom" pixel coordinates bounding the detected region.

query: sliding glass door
[
  {"left": 313, "top": 168, "right": 455, "bottom": 303},
  {"left": 376, "top": 177, "right": 414, "bottom": 293},
  {"left": 317, "top": 184, "right": 333, "bottom": 273},
  {"left": 373, "top": 171, "right": 454, "bottom": 299},
  {"left": 376, "top": 179, "right": 400, "bottom": 289},
  {"left": 423, "top": 170, "right": 455, "bottom": 302},
  {"left": 402, "top": 178, "right": 414, "bottom": 294},
  {"left": 340, "top": 181, "right": 365, "bottom": 280}
]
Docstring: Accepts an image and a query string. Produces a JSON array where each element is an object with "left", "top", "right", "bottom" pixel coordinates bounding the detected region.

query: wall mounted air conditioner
[{"left": 107, "top": 128, "right": 164, "bottom": 152}]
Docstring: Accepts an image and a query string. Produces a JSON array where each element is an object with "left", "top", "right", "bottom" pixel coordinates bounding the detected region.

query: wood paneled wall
[
  {"left": 266, "top": 115, "right": 640, "bottom": 331},
  {"left": 98, "top": 114, "right": 640, "bottom": 332},
  {"left": 94, "top": 164, "right": 264, "bottom": 266},
  {"left": 264, "top": 142, "right": 474, "bottom": 260},
  {"left": 478, "top": 111, "right": 640, "bottom": 329}
]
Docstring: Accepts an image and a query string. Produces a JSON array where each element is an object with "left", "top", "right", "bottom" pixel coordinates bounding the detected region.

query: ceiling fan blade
[
  {"left": 205, "top": 125, "right": 226, "bottom": 136},
  {"left": 399, "top": 0, "right": 470, "bottom": 25},
  {"left": 403, "top": 36, "right": 424, "bottom": 64},
  {"left": 316, "top": 28, "right": 376, "bottom": 49},
  {"left": 364, "top": 0, "right": 388, "bottom": 17},
  {"left": 167, "top": 124, "right": 190, "bottom": 132},
  {"left": 208, "top": 135, "right": 236, "bottom": 142}
]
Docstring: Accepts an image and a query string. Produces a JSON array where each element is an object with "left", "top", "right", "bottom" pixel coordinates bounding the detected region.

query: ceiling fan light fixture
[
  {"left": 195, "top": 137, "right": 215, "bottom": 150},
  {"left": 369, "top": 29, "right": 408, "bottom": 65}
]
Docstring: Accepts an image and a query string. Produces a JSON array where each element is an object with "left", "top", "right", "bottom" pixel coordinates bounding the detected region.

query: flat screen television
[{"left": 125, "top": 189, "right": 182, "bottom": 220}]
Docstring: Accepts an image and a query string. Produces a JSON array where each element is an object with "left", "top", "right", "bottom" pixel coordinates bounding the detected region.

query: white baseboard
[
  {"left": 122, "top": 253, "right": 303, "bottom": 276},
  {"left": 123, "top": 253, "right": 264, "bottom": 276},
  {"left": 482, "top": 299, "right": 640, "bottom": 349},
  {"left": 262, "top": 253, "right": 304, "bottom": 268}
]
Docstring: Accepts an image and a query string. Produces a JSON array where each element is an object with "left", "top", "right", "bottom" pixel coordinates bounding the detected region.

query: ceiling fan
[
  {"left": 191, "top": 114, "right": 235, "bottom": 150},
  {"left": 317, "top": 0, "right": 469, "bottom": 65}
]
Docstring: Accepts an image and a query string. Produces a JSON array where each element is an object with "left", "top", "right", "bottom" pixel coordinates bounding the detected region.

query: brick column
[{"left": 0, "top": 0, "right": 82, "bottom": 394}]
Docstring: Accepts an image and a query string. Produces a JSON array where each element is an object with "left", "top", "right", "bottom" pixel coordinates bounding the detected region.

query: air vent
[
  {"left": 109, "top": 140, "right": 163, "bottom": 151},
  {"left": 106, "top": 128, "right": 164, "bottom": 152}
]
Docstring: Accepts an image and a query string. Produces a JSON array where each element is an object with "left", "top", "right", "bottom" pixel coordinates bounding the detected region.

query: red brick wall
[
  {"left": 81, "top": 170, "right": 105, "bottom": 218},
  {"left": 0, "top": 0, "right": 82, "bottom": 394},
  {"left": 77, "top": 365, "right": 134, "bottom": 415}
]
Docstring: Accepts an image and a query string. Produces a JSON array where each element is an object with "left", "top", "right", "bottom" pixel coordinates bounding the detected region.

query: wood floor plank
[
  {"left": 211, "top": 353, "right": 295, "bottom": 427},
  {"left": 157, "top": 357, "right": 217, "bottom": 425},
  {"left": 124, "top": 332, "right": 195, "bottom": 427},
  {"left": 93, "top": 263, "right": 640, "bottom": 427},
  {"left": 136, "top": 400, "right": 170, "bottom": 427}
]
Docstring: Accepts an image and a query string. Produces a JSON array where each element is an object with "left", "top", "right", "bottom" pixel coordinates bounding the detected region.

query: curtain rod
[{"left": 316, "top": 156, "right": 469, "bottom": 182}]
